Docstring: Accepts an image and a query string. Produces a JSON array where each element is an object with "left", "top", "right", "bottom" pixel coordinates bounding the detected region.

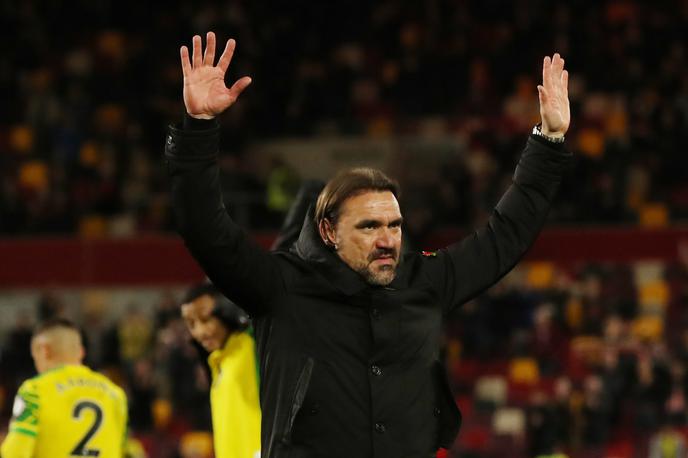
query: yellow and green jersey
[
  {"left": 0, "top": 364, "right": 128, "bottom": 458},
  {"left": 208, "top": 331, "right": 261, "bottom": 458}
]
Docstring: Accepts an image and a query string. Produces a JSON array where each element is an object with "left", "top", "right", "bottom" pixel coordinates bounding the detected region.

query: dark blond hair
[
  {"left": 314, "top": 167, "right": 400, "bottom": 227},
  {"left": 32, "top": 318, "right": 80, "bottom": 338}
]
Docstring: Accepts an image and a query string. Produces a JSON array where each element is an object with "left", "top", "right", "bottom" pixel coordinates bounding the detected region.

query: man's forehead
[
  {"left": 341, "top": 191, "right": 401, "bottom": 219},
  {"left": 180, "top": 303, "right": 194, "bottom": 317},
  {"left": 181, "top": 295, "right": 214, "bottom": 315}
]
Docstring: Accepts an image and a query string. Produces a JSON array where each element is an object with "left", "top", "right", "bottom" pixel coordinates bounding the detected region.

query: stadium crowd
[
  {"left": 445, "top": 257, "right": 688, "bottom": 457},
  {"left": 2, "top": 0, "right": 688, "bottom": 236}
]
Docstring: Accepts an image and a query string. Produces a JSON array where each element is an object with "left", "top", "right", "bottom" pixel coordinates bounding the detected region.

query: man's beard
[{"left": 357, "top": 248, "right": 398, "bottom": 286}]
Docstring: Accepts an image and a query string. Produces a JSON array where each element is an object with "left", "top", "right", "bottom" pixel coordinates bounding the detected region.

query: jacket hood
[{"left": 293, "top": 206, "right": 329, "bottom": 263}]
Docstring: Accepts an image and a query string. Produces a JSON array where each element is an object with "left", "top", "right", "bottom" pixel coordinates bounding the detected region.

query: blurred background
[{"left": 2, "top": 0, "right": 688, "bottom": 456}]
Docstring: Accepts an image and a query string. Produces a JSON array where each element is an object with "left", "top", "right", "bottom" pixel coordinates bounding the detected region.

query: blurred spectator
[
  {"left": 551, "top": 377, "right": 574, "bottom": 451},
  {"left": 649, "top": 423, "right": 687, "bottom": 458},
  {"left": 633, "top": 350, "right": 671, "bottom": 433},
  {"left": 530, "top": 303, "right": 567, "bottom": 376},
  {"left": 0, "top": 313, "right": 34, "bottom": 390},
  {"left": 80, "top": 291, "right": 110, "bottom": 369},
  {"left": 265, "top": 158, "right": 300, "bottom": 216},
  {"left": 36, "top": 292, "right": 65, "bottom": 321},
  {"left": 128, "top": 358, "right": 157, "bottom": 433},
  {"left": 118, "top": 305, "right": 153, "bottom": 365},
  {"left": 664, "top": 359, "right": 688, "bottom": 425},
  {"left": 580, "top": 374, "right": 610, "bottom": 448},
  {"left": 155, "top": 291, "right": 183, "bottom": 329},
  {"left": 598, "top": 346, "right": 629, "bottom": 428},
  {"left": 526, "top": 391, "right": 557, "bottom": 456}
]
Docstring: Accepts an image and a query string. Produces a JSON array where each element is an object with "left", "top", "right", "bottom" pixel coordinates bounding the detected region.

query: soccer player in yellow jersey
[
  {"left": 1, "top": 318, "right": 128, "bottom": 458},
  {"left": 181, "top": 284, "right": 261, "bottom": 458}
]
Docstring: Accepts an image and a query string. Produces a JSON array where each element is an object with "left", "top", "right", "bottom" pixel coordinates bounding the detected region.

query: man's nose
[
  {"left": 192, "top": 323, "right": 209, "bottom": 338},
  {"left": 376, "top": 229, "right": 396, "bottom": 248}
]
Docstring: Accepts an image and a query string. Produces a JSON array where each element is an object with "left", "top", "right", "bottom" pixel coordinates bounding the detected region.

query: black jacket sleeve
[
  {"left": 165, "top": 120, "right": 285, "bottom": 317},
  {"left": 271, "top": 180, "right": 325, "bottom": 252},
  {"left": 425, "top": 135, "right": 572, "bottom": 315}
]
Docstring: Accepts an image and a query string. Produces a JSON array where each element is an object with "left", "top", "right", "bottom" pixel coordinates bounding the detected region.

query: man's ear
[{"left": 318, "top": 218, "right": 337, "bottom": 247}]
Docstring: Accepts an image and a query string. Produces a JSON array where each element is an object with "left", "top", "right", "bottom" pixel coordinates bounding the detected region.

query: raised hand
[
  {"left": 537, "top": 53, "right": 570, "bottom": 137},
  {"left": 180, "top": 32, "right": 252, "bottom": 120}
]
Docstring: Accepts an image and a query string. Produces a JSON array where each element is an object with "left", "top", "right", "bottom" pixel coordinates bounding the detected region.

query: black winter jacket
[{"left": 165, "top": 121, "right": 571, "bottom": 458}]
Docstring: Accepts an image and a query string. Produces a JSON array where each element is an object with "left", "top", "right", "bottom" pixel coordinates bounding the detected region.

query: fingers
[
  {"left": 561, "top": 69, "right": 569, "bottom": 94},
  {"left": 542, "top": 53, "right": 566, "bottom": 91},
  {"left": 184, "top": 33, "right": 239, "bottom": 75},
  {"left": 180, "top": 46, "right": 192, "bottom": 78},
  {"left": 228, "top": 76, "right": 253, "bottom": 100},
  {"left": 551, "top": 53, "right": 564, "bottom": 83},
  {"left": 537, "top": 85, "right": 548, "bottom": 106},
  {"left": 542, "top": 56, "right": 552, "bottom": 90},
  {"left": 192, "top": 35, "right": 203, "bottom": 68},
  {"left": 217, "top": 38, "right": 237, "bottom": 74},
  {"left": 204, "top": 31, "right": 216, "bottom": 65}
]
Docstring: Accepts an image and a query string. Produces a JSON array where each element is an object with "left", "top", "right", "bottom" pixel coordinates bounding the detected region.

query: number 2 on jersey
[{"left": 71, "top": 401, "right": 103, "bottom": 457}]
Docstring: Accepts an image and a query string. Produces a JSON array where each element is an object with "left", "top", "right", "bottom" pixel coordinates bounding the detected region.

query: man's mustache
[{"left": 368, "top": 248, "right": 398, "bottom": 262}]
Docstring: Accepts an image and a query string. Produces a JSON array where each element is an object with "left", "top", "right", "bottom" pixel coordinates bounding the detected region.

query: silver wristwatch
[{"left": 532, "top": 123, "right": 565, "bottom": 144}]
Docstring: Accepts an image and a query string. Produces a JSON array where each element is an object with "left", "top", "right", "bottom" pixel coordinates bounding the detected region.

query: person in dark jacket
[{"left": 166, "top": 31, "right": 572, "bottom": 458}]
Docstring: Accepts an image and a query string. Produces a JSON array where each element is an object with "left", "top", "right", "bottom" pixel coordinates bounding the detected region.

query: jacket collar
[{"left": 292, "top": 207, "right": 409, "bottom": 295}]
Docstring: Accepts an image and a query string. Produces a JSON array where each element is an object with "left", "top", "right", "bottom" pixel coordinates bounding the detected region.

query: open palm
[
  {"left": 537, "top": 53, "right": 570, "bottom": 137},
  {"left": 180, "top": 32, "right": 252, "bottom": 120}
]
